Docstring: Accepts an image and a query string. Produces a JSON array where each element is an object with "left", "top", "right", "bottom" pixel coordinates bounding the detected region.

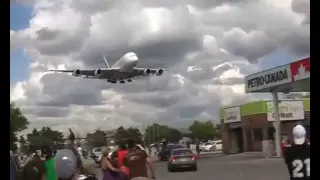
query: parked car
[
  {"left": 167, "top": 148, "right": 197, "bottom": 172},
  {"left": 90, "top": 147, "right": 102, "bottom": 164},
  {"left": 158, "top": 144, "right": 185, "bottom": 161},
  {"left": 199, "top": 142, "right": 211, "bottom": 151},
  {"left": 202, "top": 140, "right": 223, "bottom": 152}
]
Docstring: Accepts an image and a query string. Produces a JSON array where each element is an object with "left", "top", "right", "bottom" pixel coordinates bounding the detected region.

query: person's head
[
  {"left": 41, "top": 144, "right": 53, "bottom": 160},
  {"left": 127, "top": 138, "right": 136, "bottom": 149},
  {"left": 101, "top": 147, "right": 109, "bottom": 157},
  {"left": 292, "top": 124, "right": 307, "bottom": 145},
  {"left": 118, "top": 141, "right": 127, "bottom": 150},
  {"left": 54, "top": 147, "right": 83, "bottom": 180}
]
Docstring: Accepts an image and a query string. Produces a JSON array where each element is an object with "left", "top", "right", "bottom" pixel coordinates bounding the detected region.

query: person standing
[
  {"left": 100, "top": 147, "right": 118, "bottom": 180},
  {"left": 283, "top": 125, "right": 310, "bottom": 180},
  {"left": 121, "top": 139, "right": 155, "bottom": 180},
  {"left": 69, "top": 129, "right": 76, "bottom": 146},
  {"left": 41, "top": 145, "right": 57, "bottom": 180},
  {"left": 22, "top": 150, "right": 46, "bottom": 180}
]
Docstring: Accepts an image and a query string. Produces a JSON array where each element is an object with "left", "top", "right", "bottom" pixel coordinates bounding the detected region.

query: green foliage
[
  {"left": 86, "top": 129, "right": 106, "bottom": 147},
  {"left": 144, "top": 123, "right": 182, "bottom": 145},
  {"left": 27, "top": 127, "right": 64, "bottom": 147},
  {"left": 114, "top": 126, "right": 143, "bottom": 145},
  {"left": 10, "top": 102, "right": 29, "bottom": 151},
  {"left": 188, "top": 120, "right": 220, "bottom": 140}
]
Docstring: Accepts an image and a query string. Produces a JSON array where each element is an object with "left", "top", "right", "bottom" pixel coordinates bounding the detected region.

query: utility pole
[
  {"left": 272, "top": 92, "right": 282, "bottom": 157},
  {"left": 147, "top": 122, "right": 150, "bottom": 146},
  {"left": 156, "top": 122, "right": 159, "bottom": 142}
]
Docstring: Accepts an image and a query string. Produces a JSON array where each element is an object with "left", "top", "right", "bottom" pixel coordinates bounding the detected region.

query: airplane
[{"left": 49, "top": 52, "right": 168, "bottom": 83}]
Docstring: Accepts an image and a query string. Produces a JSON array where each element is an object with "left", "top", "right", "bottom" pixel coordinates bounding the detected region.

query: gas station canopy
[{"left": 244, "top": 58, "right": 310, "bottom": 93}]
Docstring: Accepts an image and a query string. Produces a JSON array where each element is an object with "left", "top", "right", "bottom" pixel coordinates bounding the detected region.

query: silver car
[{"left": 167, "top": 148, "right": 198, "bottom": 172}]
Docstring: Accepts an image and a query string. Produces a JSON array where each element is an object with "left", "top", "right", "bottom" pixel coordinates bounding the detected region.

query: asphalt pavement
[{"left": 83, "top": 152, "right": 289, "bottom": 180}]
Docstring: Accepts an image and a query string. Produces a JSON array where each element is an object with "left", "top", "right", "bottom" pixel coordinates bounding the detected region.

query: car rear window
[{"left": 172, "top": 149, "right": 193, "bottom": 156}]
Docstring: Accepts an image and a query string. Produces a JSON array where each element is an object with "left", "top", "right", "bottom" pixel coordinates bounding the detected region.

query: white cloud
[{"left": 10, "top": 0, "right": 309, "bottom": 135}]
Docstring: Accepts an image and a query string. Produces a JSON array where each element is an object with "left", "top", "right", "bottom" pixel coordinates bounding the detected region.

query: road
[{"left": 83, "top": 153, "right": 289, "bottom": 180}]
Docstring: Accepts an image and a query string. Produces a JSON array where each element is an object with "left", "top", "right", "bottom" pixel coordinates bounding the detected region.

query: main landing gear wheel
[{"left": 127, "top": 79, "right": 132, "bottom": 82}]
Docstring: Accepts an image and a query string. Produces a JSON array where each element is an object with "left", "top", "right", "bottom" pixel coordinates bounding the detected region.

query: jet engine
[
  {"left": 143, "top": 69, "right": 151, "bottom": 75},
  {"left": 94, "top": 69, "right": 102, "bottom": 77},
  {"left": 72, "top": 69, "right": 81, "bottom": 77},
  {"left": 155, "top": 69, "right": 163, "bottom": 76}
]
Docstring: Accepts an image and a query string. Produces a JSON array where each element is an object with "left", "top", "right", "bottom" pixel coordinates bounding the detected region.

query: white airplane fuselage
[
  {"left": 111, "top": 52, "right": 139, "bottom": 72},
  {"left": 49, "top": 51, "right": 166, "bottom": 83}
]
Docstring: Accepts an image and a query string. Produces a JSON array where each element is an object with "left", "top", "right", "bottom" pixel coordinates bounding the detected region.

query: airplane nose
[
  {"left": 128, "top": 54, "right": 138, "bottom": 61},
  {"left": 124, "top": 52, "right": 138, "bottom": 62}
]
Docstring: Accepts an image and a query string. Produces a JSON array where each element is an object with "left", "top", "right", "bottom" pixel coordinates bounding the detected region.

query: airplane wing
[
  {"left": 49, "top": 69, "right": 96, "bottom": 77},
  {"left": 133, "top": 68, "right": 169, "bottom": 76}
]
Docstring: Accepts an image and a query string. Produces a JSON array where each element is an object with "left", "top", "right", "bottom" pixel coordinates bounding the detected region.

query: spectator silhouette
[{"left": 68, "top": 129, "right": 75, "bottom": 145}]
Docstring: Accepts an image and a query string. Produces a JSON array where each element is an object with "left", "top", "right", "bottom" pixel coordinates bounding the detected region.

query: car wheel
[{"left": 168, "top": 167, "right": 174, "bottom": 172}]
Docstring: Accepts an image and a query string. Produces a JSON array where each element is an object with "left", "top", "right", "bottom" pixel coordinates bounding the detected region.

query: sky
[{"left": 10, "top": 0, "right": 310, "bottom": 135}]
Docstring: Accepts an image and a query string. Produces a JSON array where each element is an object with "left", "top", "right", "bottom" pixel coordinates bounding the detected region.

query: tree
[
  {"left": 144, "top": 123, "right": 182, "bottom": 145},
  {"left": 86, "top": 129, "right": 106, "bottom": 147},
  {"left": 10, "top": 102, "right": 29, "bottom": 151},
  {"left": 114, "top": 126, "right": 143, "bottom": 145},
  {"left": 27, "top": 127, "right": 64, "bottom": 147},
  {"left": 188, "top": 120, "right": 220, "bottom": 140},
  {"left": 126, "top": 127, "right": 142, "bottom": 142}
]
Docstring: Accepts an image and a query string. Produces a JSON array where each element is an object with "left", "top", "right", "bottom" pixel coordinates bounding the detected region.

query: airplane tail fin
[{"left": 102, "top": 55, "right": 109, "bottom": 68}]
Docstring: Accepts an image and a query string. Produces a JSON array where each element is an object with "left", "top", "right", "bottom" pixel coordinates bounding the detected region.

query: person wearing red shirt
[{"left": 117, "top": 142, "right": 129, "bottom": 176}]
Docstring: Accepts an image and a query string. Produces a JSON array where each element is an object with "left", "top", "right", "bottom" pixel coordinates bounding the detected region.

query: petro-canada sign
[{"left": 245, "top": 65, "right": 292, "bottom": 93}]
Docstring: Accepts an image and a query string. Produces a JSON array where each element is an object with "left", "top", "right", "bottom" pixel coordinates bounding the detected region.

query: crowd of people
[
  {"left": 13, "top": 124, "right": 310, "bottom": 180},
  {"left": 18, "top": 137, "right": 156, "bottom": 180}
]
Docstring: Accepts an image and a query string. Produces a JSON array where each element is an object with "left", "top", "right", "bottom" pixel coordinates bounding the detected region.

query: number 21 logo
[{"left": 292, "top": 158, "right": 310, "bottom": 178}]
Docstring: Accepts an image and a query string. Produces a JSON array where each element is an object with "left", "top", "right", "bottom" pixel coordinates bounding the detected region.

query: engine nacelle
[
  {"left": 72, "top": 69, "right": 81, "bottom": 77},
  {"left": 155, "top": 69, "right": 163, "bottom": 76},
  {"left": 144, "top": 69, "right": 151, "bottom": 75},
  {"left": 94, "top": 69, "right": 102, "bottom": 77}
]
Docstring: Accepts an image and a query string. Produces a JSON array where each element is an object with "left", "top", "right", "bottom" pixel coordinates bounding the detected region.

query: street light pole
[{"left": 272, "top": 91, "right": 282, "bottom": 157}]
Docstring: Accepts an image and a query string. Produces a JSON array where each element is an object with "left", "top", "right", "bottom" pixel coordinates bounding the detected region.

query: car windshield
[
  {"left": 172, "top": 149, "right": 193, "bottom": 156},
  {"left": 94, "top": 147, "right": 102, "bottom": 152},
  {"left": 203, "top": 143, "right": 210, "bottom": 146}
]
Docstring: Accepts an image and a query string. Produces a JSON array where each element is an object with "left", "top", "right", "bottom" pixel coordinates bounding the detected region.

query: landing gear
[
  {"left": 120, "top": 80, "right": 125, "bottom": 83},
  {"left": 127, "top": 79, "right": 132, "bottom": 82},
  {"left": 107, "top": 80, "right": 117, "bottom": 83}
]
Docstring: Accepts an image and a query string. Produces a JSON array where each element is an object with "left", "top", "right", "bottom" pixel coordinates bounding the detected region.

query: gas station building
[{"left": 220, "top": 57, "right": 310, "bottom": 155}]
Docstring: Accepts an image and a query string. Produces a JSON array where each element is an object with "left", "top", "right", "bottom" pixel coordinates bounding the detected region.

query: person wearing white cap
[{"left": 283, "top": 125, "right": 310, "bottom": 180}]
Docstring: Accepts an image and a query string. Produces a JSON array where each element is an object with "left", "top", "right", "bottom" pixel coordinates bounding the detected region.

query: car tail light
[
  {"left": 192, "top": 155, "right": 197, "bottom": 160},
  {"left": 171, "top": 157, "right": 176, "bottom": 162}
]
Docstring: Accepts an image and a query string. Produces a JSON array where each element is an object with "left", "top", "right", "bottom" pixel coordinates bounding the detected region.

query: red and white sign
[{"left": 290, "top": 58, "right": 310, "bottom": 82}]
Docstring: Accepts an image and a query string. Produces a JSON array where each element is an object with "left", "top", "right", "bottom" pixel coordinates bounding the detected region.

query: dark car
[
  {"left": 167, "top": 148, "right": 198, "bottom": 172},
  {"left": 158, "top": 144, "right": 185, "bottom": 161}
]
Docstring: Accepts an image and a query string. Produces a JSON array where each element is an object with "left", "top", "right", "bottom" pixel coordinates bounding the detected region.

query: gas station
[{"left": 244, "top": 57, "right": 310, "bottom": 157}]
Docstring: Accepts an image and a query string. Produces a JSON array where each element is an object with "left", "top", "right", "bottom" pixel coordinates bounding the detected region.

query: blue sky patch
[{"left": 10, "top": 4, "right": 33, "bottom": 82}]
